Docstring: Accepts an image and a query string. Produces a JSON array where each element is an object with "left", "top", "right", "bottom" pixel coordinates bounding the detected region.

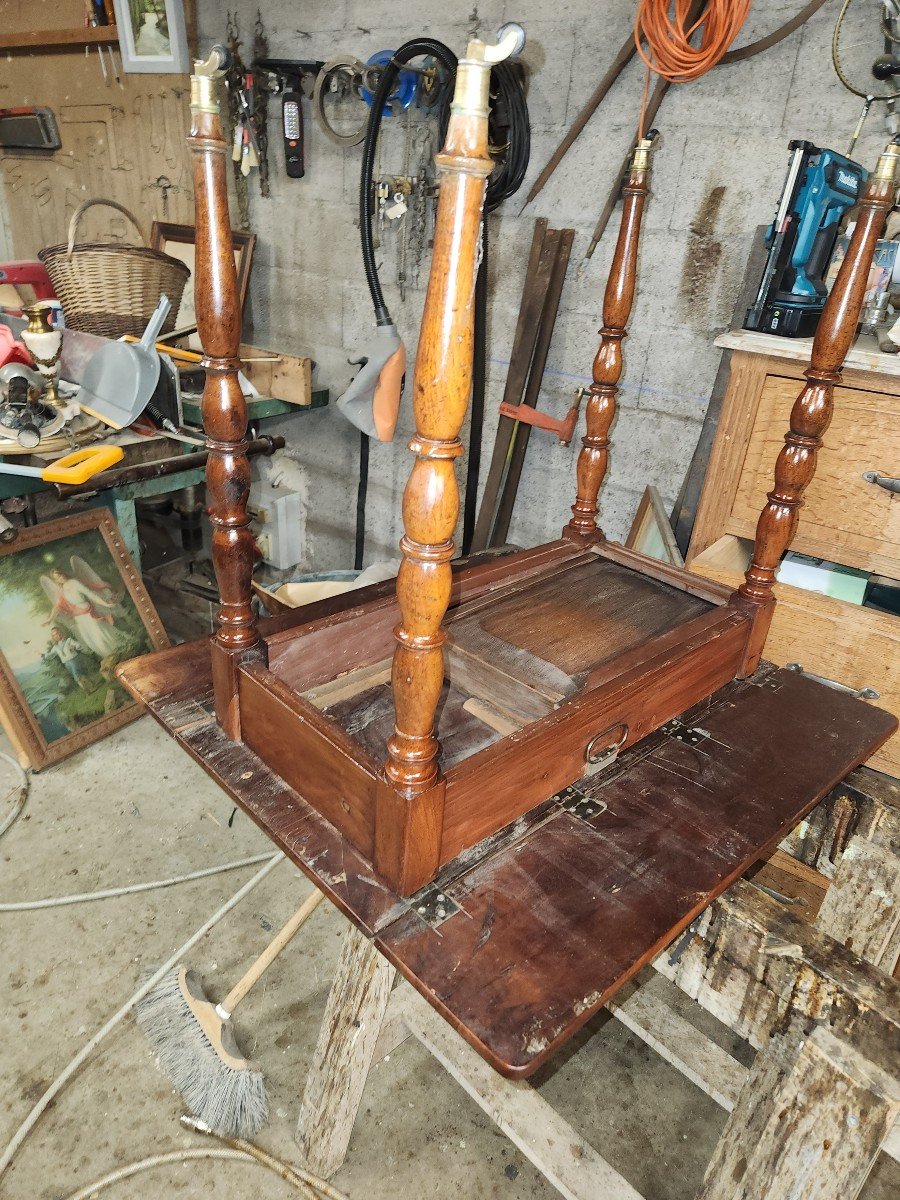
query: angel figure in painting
[{"left": 41, "top": 558, "right": 125, "bottom": 660}]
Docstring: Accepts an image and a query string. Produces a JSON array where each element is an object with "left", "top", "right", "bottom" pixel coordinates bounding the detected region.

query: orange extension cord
[{"left": 634, "top": 0, "right": 752, "bottom": 135}]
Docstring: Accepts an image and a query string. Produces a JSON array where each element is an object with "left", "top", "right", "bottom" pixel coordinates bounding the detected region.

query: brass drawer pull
[{"left": 862, "top": 470, "right": 900, "bottom": 494}]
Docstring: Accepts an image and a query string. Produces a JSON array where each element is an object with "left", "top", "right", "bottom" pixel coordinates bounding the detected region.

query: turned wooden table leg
[
  {"left": 295, "top": 924, "right": 395, "bottom": 1178},
  {"left": 189, "top": 49, "right": 262, "bottom": 737},
  {"left": 698, "top": 1017, "right": 900, "bottom": 1200},
  {"left": 378, "top": 28, "right": 524, "bottom": 894},
  {"left": 564, "top": 135, "right": 656, "bottom": 543},
  {"left": 737, "top": 140, "right": 900, "bottom": 673}
]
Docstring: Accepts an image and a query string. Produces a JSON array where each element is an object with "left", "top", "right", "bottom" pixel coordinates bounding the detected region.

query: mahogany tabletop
[{"left": 119, "top": 638, "right": 896, "bottom": 1078}]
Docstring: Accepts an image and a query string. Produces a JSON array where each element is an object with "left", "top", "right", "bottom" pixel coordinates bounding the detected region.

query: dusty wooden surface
[
  {"left": 447, "top": 555, "right": 711, "bottom": 700},
  {"left": 697, "top": 1019, "right": 899, "bottom": 1200},
  {"left": 295, "top": 924, "right": 395, "bottom": 1177},
  {"left": 118, "top": 633, "right": 895, "bottom": 1077}
]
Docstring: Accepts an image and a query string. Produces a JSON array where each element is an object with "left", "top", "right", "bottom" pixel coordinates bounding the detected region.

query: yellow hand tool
[{"left": 0, "top": 444, "right": 124, "bottom": 485}]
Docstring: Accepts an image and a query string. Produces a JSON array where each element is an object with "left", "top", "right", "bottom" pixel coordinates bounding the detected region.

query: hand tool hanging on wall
[{"left": 255, "top": 60, "right": 325, "bottom": 179}]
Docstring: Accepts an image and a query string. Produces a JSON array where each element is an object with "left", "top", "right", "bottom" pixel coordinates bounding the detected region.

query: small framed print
[
  {"left": 0, "top": 510, "right": 168, "bottom": 770},
  {"left": 113, "top": 0, "right": 190, "bottom": 75}
]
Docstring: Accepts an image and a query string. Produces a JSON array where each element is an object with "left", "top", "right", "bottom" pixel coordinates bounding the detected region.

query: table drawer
[
  {"left": 727, "top": 374, "right": 900, "bottom": 577},
  {"left": 692, "top": 535, "right": 900, "bottom": 778}
]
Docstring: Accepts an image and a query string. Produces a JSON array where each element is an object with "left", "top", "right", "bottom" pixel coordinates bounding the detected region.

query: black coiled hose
[
  {"left": 358, "top": 38, "right": 530, "bottom": 323},
  {"left": 360, "top": 39, "right": 457, "bottom": 325}
]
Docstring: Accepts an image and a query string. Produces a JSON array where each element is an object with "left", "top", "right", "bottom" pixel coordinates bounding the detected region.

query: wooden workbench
[{"left": 119, "top": 598, "right": 895, "bottom": 1078}]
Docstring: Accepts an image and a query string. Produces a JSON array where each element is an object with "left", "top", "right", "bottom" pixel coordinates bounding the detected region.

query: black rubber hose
[{"left": 359, "top": 38, "right": 457, "bottom": 325}]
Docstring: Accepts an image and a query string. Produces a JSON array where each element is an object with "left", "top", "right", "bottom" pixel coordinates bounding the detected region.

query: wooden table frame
[{"left": 296, "top": 770, "right": 900, "bottom": 1199}]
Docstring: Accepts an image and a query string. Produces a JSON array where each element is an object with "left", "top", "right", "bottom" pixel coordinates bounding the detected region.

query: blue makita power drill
[{"left": 745, "top": 140, "right": 868, "bottom": 337}]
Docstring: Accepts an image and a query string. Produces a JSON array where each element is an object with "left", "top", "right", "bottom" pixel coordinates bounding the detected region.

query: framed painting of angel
[{"left": 0, "top": 510, "right": 168, "bottom": 770}]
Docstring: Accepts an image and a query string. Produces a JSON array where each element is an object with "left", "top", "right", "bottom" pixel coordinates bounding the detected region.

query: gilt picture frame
[
  {"left": 112, "top": 0, "right": 190, "bottom": 75},
  {"left": 0, "top": 510, "right": 168, "bottom": 770}
]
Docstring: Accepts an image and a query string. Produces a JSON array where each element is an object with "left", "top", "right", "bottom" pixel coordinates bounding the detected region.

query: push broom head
[{"left": 136, "top": 965, "right": 268, "bottom": 1139}]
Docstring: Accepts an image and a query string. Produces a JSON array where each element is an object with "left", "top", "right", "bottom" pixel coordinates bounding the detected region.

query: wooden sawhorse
[{"left": 296, "top": 769, "right": 900, "bottom": 1200}]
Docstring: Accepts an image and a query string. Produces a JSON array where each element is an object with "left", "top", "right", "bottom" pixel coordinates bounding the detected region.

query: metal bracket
[
  {"left": 661, "top": 719, "right": 710, "bottom": 746},
  {"left": 558, "top": 785, "right": 608, "bottom": 821},
  {"left": 410, "top": 884, "right": 462, "bottom": 928},
  {"left": 785, "top": 662, "right": 879, "bottom": 701}
]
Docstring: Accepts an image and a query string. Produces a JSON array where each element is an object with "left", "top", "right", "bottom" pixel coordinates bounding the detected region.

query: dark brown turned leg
[
  {"left": 564, "top": 136, "right": 656, "bottom": 543},
  {"left": 189, "top": 50, "right": 263, "bottom": 736},
  {"left": 736, "top": 140, "right": 900, "bottom": 673}
]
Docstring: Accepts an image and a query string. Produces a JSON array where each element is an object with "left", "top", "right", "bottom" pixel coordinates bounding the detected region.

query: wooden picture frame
[
  {"left": 0, "top": 510, "right": 168, "bottom": 770},
  {"left": 150, "top": 221, "right": 256, "bottom": 328},
  {"left": 625, "top": 485, "right": 684, "bottom": 567},
  {"left": 112, "top": 0, "right": 190, "bottom": 75}
]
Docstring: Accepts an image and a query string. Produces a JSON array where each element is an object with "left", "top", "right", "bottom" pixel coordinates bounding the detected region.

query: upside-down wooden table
[{"left": 119, "top": 33, "right": 899, "bottom": 1194}]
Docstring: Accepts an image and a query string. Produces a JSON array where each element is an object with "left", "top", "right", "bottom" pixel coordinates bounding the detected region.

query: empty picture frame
[
  {"left": 150, "top": 221, "right": 256, "bottom": 329},
  {"left": 625, "top": 485, "right": 684, "bottom": 567},
  {"left": 112, "top": 0, "right": 190, "bottom": 74}
]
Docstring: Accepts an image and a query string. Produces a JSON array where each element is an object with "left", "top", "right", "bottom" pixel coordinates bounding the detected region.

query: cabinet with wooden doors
[{"left": 688, "top": 329, "right": 900, "bottom": 777}]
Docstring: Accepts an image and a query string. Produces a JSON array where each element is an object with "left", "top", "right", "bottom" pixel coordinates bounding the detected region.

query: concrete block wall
[{"left": 197, "top": 0, "right": 885, "bottom": 569}]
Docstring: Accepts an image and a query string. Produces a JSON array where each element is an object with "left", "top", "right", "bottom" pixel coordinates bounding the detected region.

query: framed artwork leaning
[
  {"left": 0, "top": 510, "right": 169, "bottom": 770},
  {"left": 150, "top": 221, "right": 256, "bottom": 330}
]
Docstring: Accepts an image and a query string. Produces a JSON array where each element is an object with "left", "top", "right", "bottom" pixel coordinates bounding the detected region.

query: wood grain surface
[{"left": 117, "top": 638, "right": 896, "bottom": 1078}]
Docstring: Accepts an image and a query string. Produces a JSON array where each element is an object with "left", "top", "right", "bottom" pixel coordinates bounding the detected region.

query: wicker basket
[{"left": 38, "top": 199, "right": 190, "bottom": 340}]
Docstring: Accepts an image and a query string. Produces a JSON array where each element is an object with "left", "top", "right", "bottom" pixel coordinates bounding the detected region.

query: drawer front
[{"left": 728, "top": 374, "right": 900, "bottom": 576}]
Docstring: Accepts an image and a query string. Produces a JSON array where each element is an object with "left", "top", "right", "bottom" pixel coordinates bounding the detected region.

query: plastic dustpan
[{"left": 77, "top": 296, "right": 170, "bottom": 429}]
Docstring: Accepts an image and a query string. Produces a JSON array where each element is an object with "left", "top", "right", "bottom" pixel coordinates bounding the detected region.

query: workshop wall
[
  {"left": 4, "top": 1, "right": 879, "bottom": 571},
  {"left": 202, "top": 0, "right": 886, "bottom": 569},
  {"left": 0, "top": 1, "right": 196, "bottom": 264}
]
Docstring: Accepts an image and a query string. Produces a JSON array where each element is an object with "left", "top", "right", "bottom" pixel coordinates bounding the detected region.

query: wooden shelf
[{"left": 0, "top": 26, "right": 119, "bottom": 52}]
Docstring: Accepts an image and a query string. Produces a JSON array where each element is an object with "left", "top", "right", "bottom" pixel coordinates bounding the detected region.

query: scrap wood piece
[
  {"left": 470, "top": 218, "right": 574, "bottom": 551},
  {"left": 697, "top": 1017, "right": 900, "bottom": 1200}
]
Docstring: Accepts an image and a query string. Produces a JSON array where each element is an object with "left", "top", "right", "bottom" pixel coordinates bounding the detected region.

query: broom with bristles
[{"left": 137, "top": 888, "right": 325, "bottom": 1138}]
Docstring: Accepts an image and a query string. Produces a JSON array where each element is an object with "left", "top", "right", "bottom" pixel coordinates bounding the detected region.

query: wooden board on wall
[{"left": 0, "top": 0, "right": 195, "bottom": 260}]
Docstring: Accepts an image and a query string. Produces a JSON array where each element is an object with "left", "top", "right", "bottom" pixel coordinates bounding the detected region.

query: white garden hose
[
  {"left": 0, "top": 852, "right": 284, "bottom": 1182},
  {"left": 59, "top": 1149, "right": 303, "bottom": 1200},
  {"left": 0, "top": 750, "right": 28, "bottom": 842},
  {"left": 0, "top": 852, "right": 275, "bottom": 910}
]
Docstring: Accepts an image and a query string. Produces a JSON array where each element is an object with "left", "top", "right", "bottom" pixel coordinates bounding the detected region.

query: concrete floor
[{"left": 1, "top": 716, "right": 897, "bottom": 1200}]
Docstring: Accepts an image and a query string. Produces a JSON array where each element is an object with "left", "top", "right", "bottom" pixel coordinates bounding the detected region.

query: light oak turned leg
[
  {"left": 698, "top": 1018, "right": 900, "bottom": 1200},
  {"left": 295, "top": 924, "right": 395, "bottom": 1178}
]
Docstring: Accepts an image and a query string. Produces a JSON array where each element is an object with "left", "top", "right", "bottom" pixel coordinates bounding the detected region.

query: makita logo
[{"left": 837, "top": 168, "right": 859, "bottom": 192}]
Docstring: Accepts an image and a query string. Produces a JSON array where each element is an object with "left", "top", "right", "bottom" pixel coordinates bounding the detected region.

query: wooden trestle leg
[
  {"left": 564, "top": 135, "right": 657, "bottom": 543},
  {"left": 189, "top": 50, "right": 262, "bottom": 737},
  {"left": 379, "top": 27, "right": 525, "bottom": 893},
  {"left": 736, "top": 139, "right": 900, "bottom": 674}
]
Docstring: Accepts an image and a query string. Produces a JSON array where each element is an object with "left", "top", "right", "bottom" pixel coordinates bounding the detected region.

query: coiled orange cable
[{"left": 634, "top": 0, "right": 752, "bottom": 135}]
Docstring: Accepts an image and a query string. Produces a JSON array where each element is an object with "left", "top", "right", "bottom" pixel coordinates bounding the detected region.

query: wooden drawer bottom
[{"left": 692, "top": 536, "right": 900, "bottom": 778}]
